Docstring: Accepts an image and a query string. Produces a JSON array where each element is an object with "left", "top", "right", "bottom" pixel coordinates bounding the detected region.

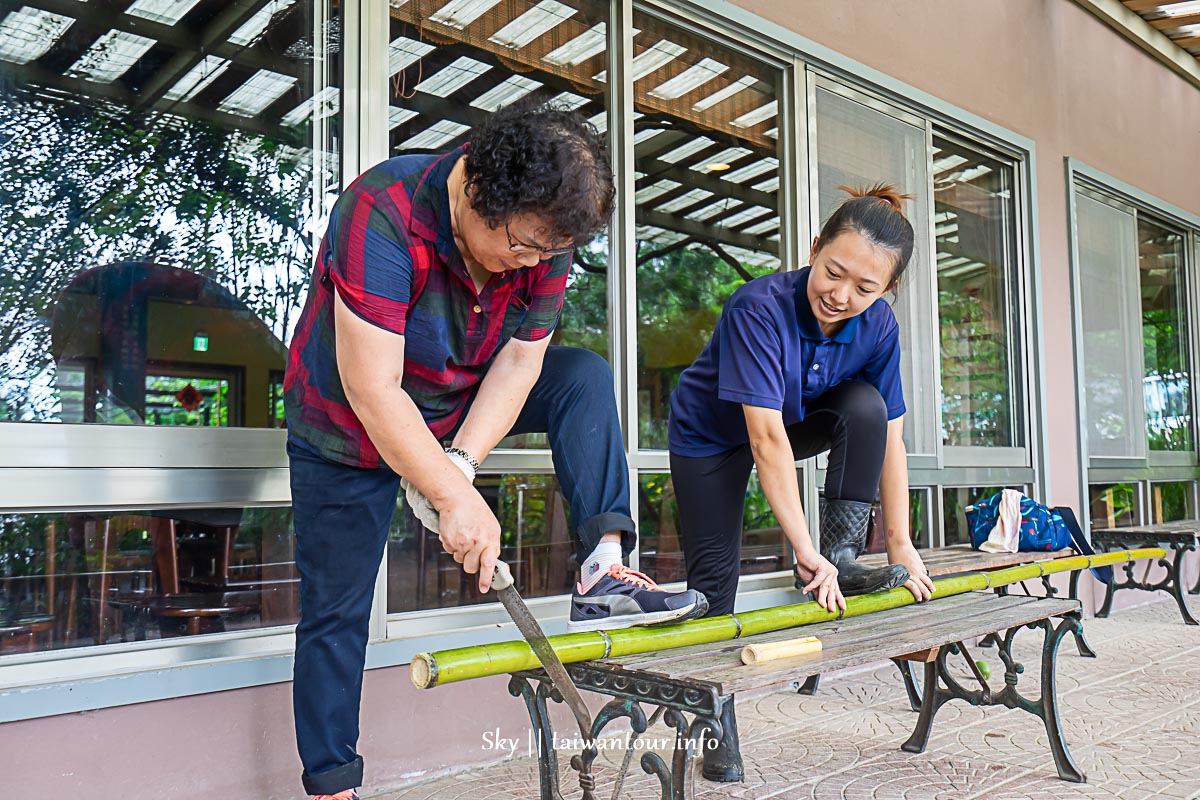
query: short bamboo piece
[
  {"left": 410, "top": 548, "right": 1163, "bottom": 688},
  {"left": 740, "top": 635, "right": 822, "bottom": 665}
]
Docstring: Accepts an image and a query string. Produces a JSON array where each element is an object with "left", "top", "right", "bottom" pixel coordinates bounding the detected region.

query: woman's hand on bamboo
[
  {"left": 795, "top": 550, "right": 847, "bottom": 613},
  {"left": 889, "top": 543, "right": 934, "bottom": 602}
]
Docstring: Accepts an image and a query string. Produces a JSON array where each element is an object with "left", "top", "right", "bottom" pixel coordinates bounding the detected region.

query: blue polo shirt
[{"left": 668, "top": 267, "right": 906, "bottom": 457}]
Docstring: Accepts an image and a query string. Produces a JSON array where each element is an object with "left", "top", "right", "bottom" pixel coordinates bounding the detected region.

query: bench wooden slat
[
  {"left": 609, "top": 591, "right": 1005, "bottom": 673},
  {"left": 1093, "top": 521, "right": 1199, "bottom": 536},
  {"left": 696, "top": 594, "right": 1079, "bottom": 695},
  {"left": 662, "top": 593, "right": 1040, "bottom": 683},
  {"left": 859, "top": 544, "right": 1074, "bottom": 576},
  {"left": 601, "top": 594, "right": 1077, "bottom": 696}
]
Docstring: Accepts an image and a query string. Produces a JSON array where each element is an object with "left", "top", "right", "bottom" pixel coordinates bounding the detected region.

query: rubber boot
[
  {"left": 795, "top": 498, "right": 909, "bottom": 595},
  {"left": 701, "top": 699, "right": 744, "bottom": 783}
]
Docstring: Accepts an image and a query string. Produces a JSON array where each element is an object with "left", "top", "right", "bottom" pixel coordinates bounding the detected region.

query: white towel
[{"left": 978, "top": 488, "right": 1023, "bottom": 553}]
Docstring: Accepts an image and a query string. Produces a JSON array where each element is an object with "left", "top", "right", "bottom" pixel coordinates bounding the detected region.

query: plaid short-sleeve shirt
[{"left": 284, "top": 146, "right": 570, "bottom": 469}]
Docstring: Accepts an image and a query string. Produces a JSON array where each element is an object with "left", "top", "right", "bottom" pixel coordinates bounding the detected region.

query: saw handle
[{"left": 492, "top": 560, "right": 514, "bottom": 591}]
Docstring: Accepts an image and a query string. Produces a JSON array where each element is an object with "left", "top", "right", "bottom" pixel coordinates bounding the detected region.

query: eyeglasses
[{"left": 505, "top": 222, "right": 575, "bottom": 258}]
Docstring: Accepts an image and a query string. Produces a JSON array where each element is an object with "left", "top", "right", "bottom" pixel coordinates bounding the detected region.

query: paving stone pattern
[{"left": 377, "top": 599, "right": 1200, "bottom": 799}]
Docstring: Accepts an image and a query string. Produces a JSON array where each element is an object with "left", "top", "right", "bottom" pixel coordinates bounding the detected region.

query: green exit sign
[{"left": 193, "top": 333, "right": 209, "bottom": 352}]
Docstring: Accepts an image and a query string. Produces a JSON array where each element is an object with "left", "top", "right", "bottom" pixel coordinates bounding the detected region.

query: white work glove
[{"left": 401, "top": 448, "right": 477, "bottom": 534}]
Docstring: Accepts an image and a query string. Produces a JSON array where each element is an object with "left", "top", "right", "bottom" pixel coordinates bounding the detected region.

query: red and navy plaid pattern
[{"left": 284, "top": 146, "right": 570, "bottom": 468}]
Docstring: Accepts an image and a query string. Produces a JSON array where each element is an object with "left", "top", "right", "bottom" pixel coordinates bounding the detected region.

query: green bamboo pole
[{"left": 410, "top": 547, "right": 1164, "bottom": 689}]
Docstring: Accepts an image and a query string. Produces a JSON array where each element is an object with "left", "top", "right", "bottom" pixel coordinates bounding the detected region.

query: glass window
[
  {"left": 1089, "top": 482, "right": 1139, "bottom": 530},
  {"left": 1138, "top": 216, "right": 1192, "bottom": 452},
  {"left": 387, "top": 474, "right": 575, "bottom": 612},
  {"left": 941, "top": 485, "right": 1025, "bottom": 546},
  {"left": 386, "top": 0, "right": 610, "bottom": 451},
  {"left": 1149, "top": 480, "right": 1196, "bottom": 524},
  {"left": 632, "top": 12, "right": 784, "bottom": 450},
  {"left": 0, "top": 1, "right": 341, "bottom": 428},
  {"left": 638, "top": 472, "right": 786, "bottom": 584},
  {"left": 933, "top": 135, "right": 1023, "bottom": 448},
  {"left": 813, "top": 85, "right": 936, "bottom": 456},
  {"left": 906, "top": 488, "right": 932, "bottom": 548},
  {"left": 1076, "top": 192, "right": 1146, "bottom": 460},
  {"left": 0, "top": 507, "right": 298, "bottom": 655}
]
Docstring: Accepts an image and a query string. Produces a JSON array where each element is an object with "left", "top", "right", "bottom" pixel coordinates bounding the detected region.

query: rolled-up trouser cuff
[
  {"left": 575, "top": 512, "right": 636, "bottom": 563},
  {"left": 302, "top": 755, "right": 364, "bottom": 796}
]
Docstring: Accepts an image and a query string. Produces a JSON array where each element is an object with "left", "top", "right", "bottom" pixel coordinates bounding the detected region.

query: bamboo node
[
  {"left": 731, "top": 613, "right": 743, "bottom": 639},
  {"left": 600, "top": 631, "right": 612, "bottom": 659}
]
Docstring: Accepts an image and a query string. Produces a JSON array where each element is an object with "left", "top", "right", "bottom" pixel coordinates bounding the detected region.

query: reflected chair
[{"left": 146, "top": 511, "right": 257, "bottom": 637}]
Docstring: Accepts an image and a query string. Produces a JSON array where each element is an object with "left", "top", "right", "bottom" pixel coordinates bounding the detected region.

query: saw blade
[{"left": 494, "top": 573, "right": 593, "bottom": 740}]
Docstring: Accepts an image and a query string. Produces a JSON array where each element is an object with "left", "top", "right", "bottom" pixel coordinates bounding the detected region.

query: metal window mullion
[
  {"left": 922, "top": 116, "right": 945, "bottom": 470},
  {"left": 779, "top": 57, "right": 805, "bottom": 272},
  {"left": 1186, "top": 230, "right": 1200, "bottom": 468},
  {"left": 1065, "top": 167, "right": 1093, "bottom": 531},
  {"left": 609, "top": 0, "right": 639, "bottom": 564},
  {"left": 346, "top": 0, "right": 392, "bottom": 642}
]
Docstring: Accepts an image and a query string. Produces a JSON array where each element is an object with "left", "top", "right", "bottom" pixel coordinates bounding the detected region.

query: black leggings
[{"left": 670, "top": 380, "right": 888, "bottom": 616}]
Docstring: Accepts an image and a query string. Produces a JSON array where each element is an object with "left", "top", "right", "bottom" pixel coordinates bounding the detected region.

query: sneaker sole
[{"left": 565, "top": 595, "right": 709, "bottom": 634}]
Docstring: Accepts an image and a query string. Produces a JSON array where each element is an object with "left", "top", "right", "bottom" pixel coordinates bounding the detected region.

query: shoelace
[{"left": 607, "top": 564, "right": 660, "bottom": 590}]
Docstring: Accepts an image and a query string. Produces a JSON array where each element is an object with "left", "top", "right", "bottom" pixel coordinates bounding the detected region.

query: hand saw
[{"left": 492, "top": 561, "right": 593, "bottom": 740}]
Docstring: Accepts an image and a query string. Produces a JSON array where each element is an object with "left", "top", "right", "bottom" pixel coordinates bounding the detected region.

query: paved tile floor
[{"left": 377, "top": 598, "right": 1200, "bottom": 799}]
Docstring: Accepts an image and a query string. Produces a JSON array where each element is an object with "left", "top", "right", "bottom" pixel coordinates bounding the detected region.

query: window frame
[
  {"left": 0, "top": 0, "right": 1052, "bottom": 722},
  {"left": 1066, "top": 158, "right": 1200, "bottom": 532}
]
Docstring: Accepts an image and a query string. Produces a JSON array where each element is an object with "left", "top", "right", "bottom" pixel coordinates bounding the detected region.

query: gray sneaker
[{"left": 567, "top": 564, "right": 708, "bottom": 633}]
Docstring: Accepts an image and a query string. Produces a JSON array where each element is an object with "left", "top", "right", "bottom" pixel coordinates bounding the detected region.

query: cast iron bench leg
[
  {"left": 891, "top": 658, "right": 923, "bottom": 712},
  {"left": 796, "top": 674, "right": 820, "bottom": 695},
  {"left": 1067, "top": 569, "right": 1098, "bottom": 657},
  {"left": 1169, "top": 545, "right": 1199, "bottom": 625},
  {"left": 1039, "top": 614, "right": 1086, "bottom": 782},
  {"left": 902, "top": 615, "right": 1086, "bottom": 783}
]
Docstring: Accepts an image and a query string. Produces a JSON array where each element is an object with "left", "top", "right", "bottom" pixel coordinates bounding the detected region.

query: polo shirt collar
[
  {"left": 794, "top": 266, "right": 860, "bottom": 344},
  {"left": 408, "top": 145, "right": 468, "bottom": 263}
]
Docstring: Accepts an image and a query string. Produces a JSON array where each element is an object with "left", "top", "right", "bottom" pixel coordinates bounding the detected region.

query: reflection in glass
[
  {"left": 814, "top": 87, "right": 934, "bottom": 456},
  {"left": 901, "top": 488, "right": 931, "bottom": 548},
  {"left": 0, "top": 508, "right": 297, "bottom": 655},
  {"left": 638, "top": 472, "right": 786, "bottom": 584},
  {"left": 49, "top": 262, "right": 288, "bottom": 426},
  {"left": 387, "top": 474, "right": 576, "bottom": 613},
  {"left": 941, "top": 485, "right": 1027, "bottom": 546},
  {"left": 386, "top": 0, "right": 611, "bottom": 451},
  {"left": 632, "top": 12, "right": 783, "bottom": 449},
  {"left": 1149, "top": 481, "right": 1195, "bottom": 524},
  {"left": 933, "top": 136, "right": 1022, "bottom": 447},
  {"left": 1077, "top": 193, "right": 1145, "bottom": 459},
  {"left": 1089, "top": 482, "right": 1139, "bottom": 530},
  {"left": 0, "top": 1, "right": 340, "bottom": 426},
  {"left": 1138, "top": 216, "right": 1191, "bottom": 452}
]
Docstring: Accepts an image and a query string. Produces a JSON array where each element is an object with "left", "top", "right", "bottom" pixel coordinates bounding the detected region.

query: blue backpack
[{"left": 965, "top": 493, "right": 1112, "bottom": 583}]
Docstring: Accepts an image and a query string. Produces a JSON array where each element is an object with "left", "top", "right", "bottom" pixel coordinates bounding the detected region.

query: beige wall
[
  {"left": 730, "top": 0, "right": 1200, "bottom": 504},
  {"left": 6, "top": 3, "right": 1200, "bottom": 798}
]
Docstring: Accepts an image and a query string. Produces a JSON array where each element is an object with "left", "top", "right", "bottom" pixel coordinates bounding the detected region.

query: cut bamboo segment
[{"left": 740, "top": 636, "right": 821, "bottom": 665}]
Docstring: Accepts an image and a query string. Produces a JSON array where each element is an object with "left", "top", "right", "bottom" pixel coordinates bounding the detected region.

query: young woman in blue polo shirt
[
  {"left": 669, "top": 183, "right": 936, "bottom": 781},
  {"left": 670, "top": 183, "right": 936, "bottom": 615}
]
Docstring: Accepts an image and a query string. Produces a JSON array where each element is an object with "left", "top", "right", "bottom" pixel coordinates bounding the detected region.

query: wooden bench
[
  {"left": 1090, "top": 522, "right": 1199, "bottom": 625},
  {"left": 795, "top": 545, "right": 1091, "bottom": 705},
  {"left": 508, "top": 592, "right": 1086, "bottom": 799}
]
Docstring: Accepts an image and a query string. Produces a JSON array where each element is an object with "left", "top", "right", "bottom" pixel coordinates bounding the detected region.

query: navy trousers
[
  {"left": 289, "top": 346, "right": 634, "bottom": 794},
  {"left": 670, "top": 380, "right": 889, "bottom": 617}
]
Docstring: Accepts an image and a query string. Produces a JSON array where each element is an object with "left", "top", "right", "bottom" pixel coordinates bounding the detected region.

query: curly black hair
[{"left": 462, "top": 95, "right": 614, "bottom": 244}]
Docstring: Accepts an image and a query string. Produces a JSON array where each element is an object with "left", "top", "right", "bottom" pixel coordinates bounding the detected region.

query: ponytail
[{"left": 815, "top": 182, "right": 915, "bottom": 285}]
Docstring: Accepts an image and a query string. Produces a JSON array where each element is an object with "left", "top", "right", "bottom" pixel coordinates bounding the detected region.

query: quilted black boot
[
  {"left": 700, "top": 699, "right": 744, "bottom": 782},
  {"left": 795, "top": 498, "right": 909, "bottom": 595}
]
